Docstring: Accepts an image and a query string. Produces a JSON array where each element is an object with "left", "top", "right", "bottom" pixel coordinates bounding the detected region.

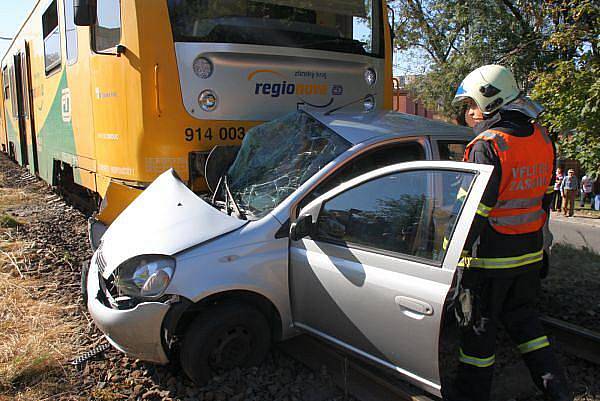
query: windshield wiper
[
  {"left": 325, "top": 94, "right": 377, "bottom": 116},
  {"left": 220, "top": 174, "right": 245, "bottom": 220}
]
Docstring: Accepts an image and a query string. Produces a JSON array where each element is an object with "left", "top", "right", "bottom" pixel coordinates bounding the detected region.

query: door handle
[{"left": 395, "top": 296, "right": 434, "bottom": 316}]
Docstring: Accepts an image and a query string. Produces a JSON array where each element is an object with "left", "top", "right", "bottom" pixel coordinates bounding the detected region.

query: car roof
[{"left": 308, "top": 109, "right": 474, "bottom": 145}]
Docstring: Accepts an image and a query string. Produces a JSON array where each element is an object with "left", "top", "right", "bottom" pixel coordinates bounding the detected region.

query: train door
[
  {"left": 18, "top": 44, "right": 39, "bottom": 174},
  {"left": 13, "top": 53, "right": 29, "bottom": 166},
  {"left": 89, "top": 0, "right": 129, "bottom": 181}
]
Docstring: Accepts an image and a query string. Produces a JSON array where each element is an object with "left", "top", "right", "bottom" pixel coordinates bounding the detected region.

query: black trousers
[{"left": 447, "top": 268, "right": 570, "bottom": 401}]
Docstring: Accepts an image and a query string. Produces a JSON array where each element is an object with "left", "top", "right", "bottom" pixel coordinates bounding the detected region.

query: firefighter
[{"left": 446, "top": 65, "right": 572, "bottom": 401}]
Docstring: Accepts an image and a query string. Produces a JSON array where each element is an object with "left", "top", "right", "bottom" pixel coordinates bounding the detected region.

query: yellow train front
[{"left": 0, "top": 0, "right": 394, "bottom": 228}]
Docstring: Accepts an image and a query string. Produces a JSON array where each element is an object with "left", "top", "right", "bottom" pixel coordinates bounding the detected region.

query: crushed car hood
[{"left": 98, "top": 169, "right": 247, "bottom": 279}]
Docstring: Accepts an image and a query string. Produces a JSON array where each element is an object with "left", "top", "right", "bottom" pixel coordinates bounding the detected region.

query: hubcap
[{"left": 209, "top": 325, "right": 253, "bottom": 371}]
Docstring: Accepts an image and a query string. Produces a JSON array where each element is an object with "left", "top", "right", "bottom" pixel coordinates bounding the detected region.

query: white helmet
[{"left": 453, "top": 65, "right": 521, "bottom": 115}]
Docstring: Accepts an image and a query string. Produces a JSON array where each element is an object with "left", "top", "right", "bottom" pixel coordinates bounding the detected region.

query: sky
[{"left": 0, "top": 0, "right": 37, "bottom": 58}]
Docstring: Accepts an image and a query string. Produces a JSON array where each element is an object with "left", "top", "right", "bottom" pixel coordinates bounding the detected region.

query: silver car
[{"left": 84, "top": 110, "right": 493, "bottom": 398}]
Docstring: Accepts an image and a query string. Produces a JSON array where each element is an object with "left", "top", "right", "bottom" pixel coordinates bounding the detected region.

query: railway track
[
  {"left": 279, "top": 317, "right": 600, "bottom": 401},
  {"left": 278, "top": 335, "right": 436, "bottom": 401},
  {"left": 541, "top": 315, "right": 600, "bottom": 365}
]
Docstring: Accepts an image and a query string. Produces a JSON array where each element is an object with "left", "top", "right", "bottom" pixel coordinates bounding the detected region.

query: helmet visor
[{"left": 452, "top": 83, "right": 471, "bottom": 105}]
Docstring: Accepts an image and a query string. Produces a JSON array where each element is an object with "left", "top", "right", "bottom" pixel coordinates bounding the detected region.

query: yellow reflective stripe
[
  {"left": 443, "top": 237, "right": 449, "bottom": 251},
  {"left": 457, "top": 187, "right": 468, "bottom": 200},
  {"left": 458, "top": 250, "right": 544, "bottom": 269},
  {"left": 459, "top": 348, "right": 495, "bottom": 368},
  {"left": 476, "top": 203, "right": 493, "bottom": 217},
  {"left": 518, "top": 336, "right": 550, "bottom": 354},
  {"left": 546, "top": 186, "right": 555, "bottom": 194}
]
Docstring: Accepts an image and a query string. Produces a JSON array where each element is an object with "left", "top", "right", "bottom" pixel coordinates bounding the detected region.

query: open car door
[{"left": 289, "top": 161, "right": 493, "bottom": 397}]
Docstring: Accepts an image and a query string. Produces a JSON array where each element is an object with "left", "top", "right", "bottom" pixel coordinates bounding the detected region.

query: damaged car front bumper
[{"left": 86, "top": 255, "right": 171, "bottom": 364}]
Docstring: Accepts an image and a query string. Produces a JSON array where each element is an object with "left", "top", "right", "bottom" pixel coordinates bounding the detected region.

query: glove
[{"left": 454, "top": 288, "right": 474, "bottom": 328}]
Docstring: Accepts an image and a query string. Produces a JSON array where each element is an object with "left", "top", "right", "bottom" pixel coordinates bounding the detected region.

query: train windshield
[{"left": 167, "top": 0, "right": 383, "bottom": 57}]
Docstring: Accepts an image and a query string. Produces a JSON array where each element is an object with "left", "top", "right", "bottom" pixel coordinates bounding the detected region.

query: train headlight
[
  {"left": 363, "top": 95, "right": 376, "bottom": 112},
  {"left": 199, "top": 90, "right": 218, "bottom": 112},
  {"left": 364, "top": 68, "right": 377, "bottom": 87},
  {"left": 193, "top": 57, "right": 213, "bottom": 79},
  {"left": 115, "top": 255, "right": 176, "bottom": 299}
]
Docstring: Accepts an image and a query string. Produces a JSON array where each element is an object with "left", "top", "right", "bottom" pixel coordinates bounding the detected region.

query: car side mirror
[
  {"left": 290, "top": 214, "right": 313, "bottom": 241},
  {"left": 74, "top": 0, "right": 96, "bottom": 26}
]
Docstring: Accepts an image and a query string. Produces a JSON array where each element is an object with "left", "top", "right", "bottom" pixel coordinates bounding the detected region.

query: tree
[
  {"left": 531, "top": 0, "right": 600, "bottom": 175},
  {"left": 390, "top": 0, "right": 550, "bottom": 122},
  {"left": 391, "top": 0, "right": 600, "bottom": 173}
]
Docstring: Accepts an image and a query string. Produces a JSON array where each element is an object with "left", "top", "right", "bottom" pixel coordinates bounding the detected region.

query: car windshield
[
  {"left": 166, "top": 0, "right": 383, "bottom": 57},
  {"left": 226, "top": 111, "right": 351, "bottom": 219}
]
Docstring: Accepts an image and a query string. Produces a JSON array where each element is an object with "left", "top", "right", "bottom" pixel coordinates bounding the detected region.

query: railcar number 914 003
[{"left": 184, "top": 127, "right": 246, "bottom": 142}]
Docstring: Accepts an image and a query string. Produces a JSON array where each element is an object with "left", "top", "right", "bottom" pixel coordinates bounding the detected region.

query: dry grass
[
  {"left": 0, "top": 172, "right": 89, "bottom": 400},
  {"left": 0, "top": 246, "right": 79, "bottom": 396}
]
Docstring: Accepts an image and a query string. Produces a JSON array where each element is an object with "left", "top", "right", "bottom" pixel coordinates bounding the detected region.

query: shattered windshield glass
[{"left": 227, "top": 111, "right": 351, "bottom": 219}]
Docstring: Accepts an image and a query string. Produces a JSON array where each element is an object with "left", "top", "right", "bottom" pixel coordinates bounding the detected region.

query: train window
[
  {"left": 42, "top": 0, "right": 62, "bottom": 74},
  {"left": 93, "top": 0, "right": 122, "bottom": 52},
  {"left": 63, "top": 0, "right": 78, "bottom": 63},
  {"left": 9, "top": 66, "right": 18, "bottom": 118},
  {"left": 2, "top": 68, "right": 9, "bottom": 101}
]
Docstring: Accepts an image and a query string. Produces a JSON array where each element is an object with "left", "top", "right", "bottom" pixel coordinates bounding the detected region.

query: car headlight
[{"left": 115, "top": 255, "right": 176, "bottom": 299}]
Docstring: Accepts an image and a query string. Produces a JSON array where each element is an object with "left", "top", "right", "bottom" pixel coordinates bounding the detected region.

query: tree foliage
[{"left": 391, "top": 0, "right": 600, "bottom": 172}]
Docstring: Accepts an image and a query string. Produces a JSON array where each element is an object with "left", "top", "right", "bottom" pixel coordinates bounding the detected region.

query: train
[{"left": 0, "top": 0, "right": 395, "bottom": 231}]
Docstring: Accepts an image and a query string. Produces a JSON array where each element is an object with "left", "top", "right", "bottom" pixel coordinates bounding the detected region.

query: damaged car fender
[{"left": 168, "top": 215, "right": 295, "bottom": 340}]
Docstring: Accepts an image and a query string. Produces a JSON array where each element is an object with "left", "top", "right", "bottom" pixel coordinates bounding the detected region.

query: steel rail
[
  {"left": 540, "top": 315, "right": 600, "bottom": 365},
  {"left": 278, "top": 335, "right": 436, "bottom": 401},
  {"left": 279, "top": 317, "right": 600, "bottom": 401}
]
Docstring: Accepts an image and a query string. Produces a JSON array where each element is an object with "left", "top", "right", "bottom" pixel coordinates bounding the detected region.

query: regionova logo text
[{"left": 247, "top": 69, "right": 343, "bottom": 107}]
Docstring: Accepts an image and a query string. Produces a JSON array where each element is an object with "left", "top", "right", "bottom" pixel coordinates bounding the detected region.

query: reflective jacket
[
  {"left": 464, "top": 124, "right": 553, "bottom": 235},
  {"left": 458, "top": 110, "right": 555, "bottom": 274}
]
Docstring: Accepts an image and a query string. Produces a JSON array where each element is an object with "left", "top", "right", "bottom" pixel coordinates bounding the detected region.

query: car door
[{"left": 289, "top": 160, "right": 493, "bottom": 397}]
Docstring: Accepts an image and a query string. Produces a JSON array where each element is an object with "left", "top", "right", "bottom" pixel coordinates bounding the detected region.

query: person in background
[
  {"left": 560, "top": 169, "right": 578, "bottom": 217},
  {"left": 580, "top": 174, "right": 593, "bottom": 208},
  {"left": 592, "top": 174, "right": 600, "bottom": 211},
  {"left": 552, "top": 168, "right": 563, "bottom": 211}
]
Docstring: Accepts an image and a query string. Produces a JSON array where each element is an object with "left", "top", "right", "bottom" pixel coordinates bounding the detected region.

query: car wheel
[{"left": 180, "top": 303, "right": 271, "bottom": 384}]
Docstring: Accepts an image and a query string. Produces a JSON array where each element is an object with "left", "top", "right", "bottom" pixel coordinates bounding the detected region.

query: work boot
[
  {"left": 541, "top": 372, "right": 573, "bottom": 401},
  {"left": 522, "top": 349, "right": 573, "bottom": 401}
]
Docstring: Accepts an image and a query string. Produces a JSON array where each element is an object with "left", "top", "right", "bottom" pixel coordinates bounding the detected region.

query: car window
[
  {"left": 298, "top": 142, "right": 425, "bottom": 212},
  {"left": 437, "top": 140, "right": 467, "bottom": 161},
  {"left": 436, "top": 141, "right": 469, "bottom": 208},
  {"left": 315, "top": 169, "right": 475, "bottom": 264}
]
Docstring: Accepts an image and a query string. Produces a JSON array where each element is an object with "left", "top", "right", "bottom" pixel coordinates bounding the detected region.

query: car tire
[{"left": 180, "top": 303, "right": 271, "bottom": 384}]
